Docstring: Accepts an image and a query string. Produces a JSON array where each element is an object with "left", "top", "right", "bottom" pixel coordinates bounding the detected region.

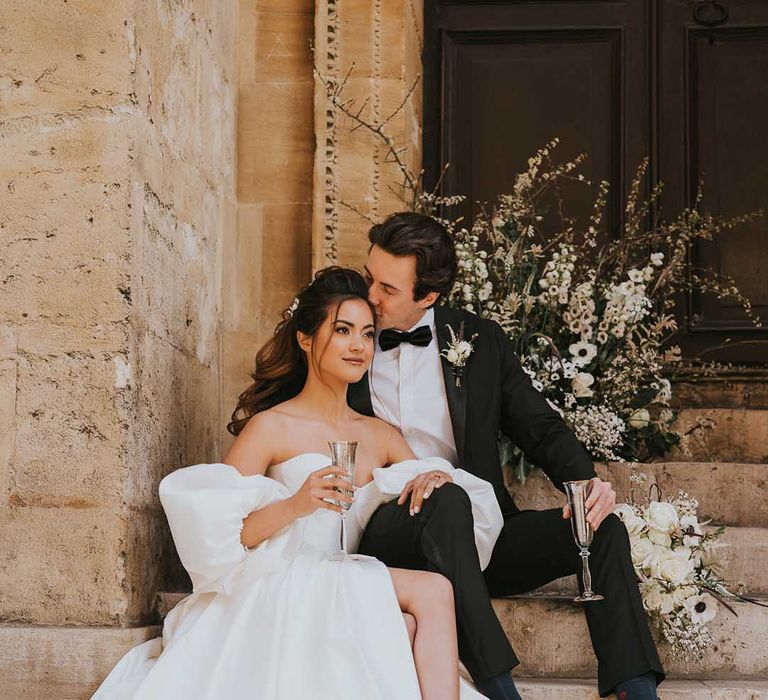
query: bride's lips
[{"left": 343, "top": 358, "right": 365, "bottom": 366}]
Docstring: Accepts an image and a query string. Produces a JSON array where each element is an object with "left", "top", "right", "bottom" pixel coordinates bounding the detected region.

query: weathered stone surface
[
  {"left": 0, "top": 1, "right": 135, "bottom": 120},
  {"left": 670, "top": 408, "right": 768, "bottom": 464},
  {"left": 493, "top": 594, "right": 768, "bottom": 680},
  {"left": 237, "top": 82, "right": 314, "bottom": 203},
  {"left": 1, "top": 507, "right": 130, "bottom": 625},
  {"left": 0, "top": 623, "right": 160, "bottom": 699},
  {"left": 1, "top": 0, "right": 236, "bottom": 629},
  {"left": 510, "top": 462, "right": 768, "bottom": 527}
]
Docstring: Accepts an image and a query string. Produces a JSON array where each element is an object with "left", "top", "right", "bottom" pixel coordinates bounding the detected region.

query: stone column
[
  {"left": 312, "top": 0, "right": 424, "bottom": 270},
  {"left": 221, "top": 0, "right": 316, "bottom": 446}
]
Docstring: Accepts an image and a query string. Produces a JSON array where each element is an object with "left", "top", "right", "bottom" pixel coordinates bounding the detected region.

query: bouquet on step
[{"left": 614, "top": 467, "right": 762, "bottom": 659}]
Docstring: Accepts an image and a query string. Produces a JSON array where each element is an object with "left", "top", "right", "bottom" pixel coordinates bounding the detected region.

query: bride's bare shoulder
[{"left": 223, "top": 410, "right": 288, "bottom": 474}]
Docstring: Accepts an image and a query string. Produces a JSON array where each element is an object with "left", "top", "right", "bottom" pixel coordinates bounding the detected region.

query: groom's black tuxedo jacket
[{"left": 348, "top": 305, "right": 597, "bottom": 517}]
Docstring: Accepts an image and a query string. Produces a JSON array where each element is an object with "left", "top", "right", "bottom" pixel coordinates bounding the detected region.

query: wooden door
[{"left": 424, "top": 0, "right": 768, "bottom": 365}]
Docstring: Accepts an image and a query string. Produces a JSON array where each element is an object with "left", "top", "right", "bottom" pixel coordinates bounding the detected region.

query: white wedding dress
[{"left": 91, "top": 454, "right": 503, "bottom": 699}]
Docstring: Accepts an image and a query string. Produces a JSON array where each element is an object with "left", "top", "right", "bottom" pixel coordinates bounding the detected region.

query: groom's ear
[{"left": 417, "top": 291, "right": 440, "bottom": 308}]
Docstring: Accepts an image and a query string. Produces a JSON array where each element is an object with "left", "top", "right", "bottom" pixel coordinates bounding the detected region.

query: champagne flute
[
  {"left": 327, "top": 440, "right": 358, "bottom": 561},
  {"left": 564, "top": 479, "right": 605, "bottom": 602}
]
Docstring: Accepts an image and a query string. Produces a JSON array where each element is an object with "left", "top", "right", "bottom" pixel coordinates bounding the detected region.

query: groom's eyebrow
[{"left": 364, "top": 265, "right": 399, "bottom": 292}]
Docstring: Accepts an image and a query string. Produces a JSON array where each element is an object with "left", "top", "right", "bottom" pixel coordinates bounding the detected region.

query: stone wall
[{"left": 0, "top": 0, "right": 237, "bottom": 625}]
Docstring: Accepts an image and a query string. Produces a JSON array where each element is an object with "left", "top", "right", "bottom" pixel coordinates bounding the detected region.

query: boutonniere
[{"left": 440, "top": 322, "right": 478, "bottom": 387}]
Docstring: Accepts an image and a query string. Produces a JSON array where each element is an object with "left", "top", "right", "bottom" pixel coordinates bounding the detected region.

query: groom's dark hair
[{"left": 368, "top": 212, "right": 457, "bottom": 302}]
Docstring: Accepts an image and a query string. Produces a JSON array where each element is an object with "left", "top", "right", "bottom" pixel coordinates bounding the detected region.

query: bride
[{"left": 92, "top": 267, "right": 502, "bottom": 700}]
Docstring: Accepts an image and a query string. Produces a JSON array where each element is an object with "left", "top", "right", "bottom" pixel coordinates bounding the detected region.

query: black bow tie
[{"left": 378, "top": 325, "right": 433, "bottom": 352}]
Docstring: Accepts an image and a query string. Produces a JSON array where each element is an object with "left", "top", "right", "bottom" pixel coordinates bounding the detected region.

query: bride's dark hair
[{"left": 227, "top": 266, "right": 374, "bottom": 436}]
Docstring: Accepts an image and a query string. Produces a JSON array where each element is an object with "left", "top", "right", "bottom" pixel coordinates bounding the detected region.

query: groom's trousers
[{"left": 358, "top": 483, "right": 664, "bottom": 698}]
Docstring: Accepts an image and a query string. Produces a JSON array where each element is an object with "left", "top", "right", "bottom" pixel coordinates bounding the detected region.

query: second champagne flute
[{"left": 564, "top": 479, "right": 605, "bottom": 602}]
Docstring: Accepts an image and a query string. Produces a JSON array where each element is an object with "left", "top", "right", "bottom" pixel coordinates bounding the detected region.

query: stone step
[
  {"left": 5, "top": 614, "right": 765, "bottom": 698},
  {"left": 669, "top": 408, "right": 768, "bottom": 464},
  {"left": 672, "top": 373, "right": 768, "bottom": 410},
  {"left": 0, "top": 623, "right": 161, "bottom": 700},
  {"left": 537, "top": 525, "right": 768, "bottom": 597},
  {"left": 493, "top": 594, "right": 768, "bottom": 680},
  {"left": 510, "top": 462, "right": 768, "bottom": 528},
  {"left": 515, "top": 678, "right": 768, "bottom": 699}
]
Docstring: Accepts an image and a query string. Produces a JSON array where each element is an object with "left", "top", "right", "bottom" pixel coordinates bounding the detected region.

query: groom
[{"left": 348, "top": 212, "right": 664, "bottom": 700}]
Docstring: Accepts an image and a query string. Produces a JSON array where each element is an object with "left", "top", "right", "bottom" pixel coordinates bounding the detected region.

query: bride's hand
[
  {"left": 397, "top": 471, "right": 454, "bottom": 516},
  {"left": 290, "top": 466, "right": 356, "bottom": 517}
]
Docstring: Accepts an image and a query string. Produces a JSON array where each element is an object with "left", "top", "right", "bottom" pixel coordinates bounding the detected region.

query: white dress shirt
[{"left": 370, "top": 308, "right": 460, "bottom": 467}]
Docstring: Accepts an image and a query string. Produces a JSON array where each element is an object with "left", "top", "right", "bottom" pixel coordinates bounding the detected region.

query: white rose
[
  {"left": 630, "top": 537, "right": 655, "bottom": 569},
  {"left": 647, "top": 529, "right": 672, "bottom": 548},
  {"left": 628, "top": 408, "right": 651, "bottom": 429},
  {"left": 658, "top": 549, "right": 695, "bottom": 585},
  {"left": 615, "top": 504, "right": 645, "bottom": 537},
  {"left": 640, "top": 580, "right": 664, "bottom": 612},
  {"left": 650, "top": 252, "right": 664, "bottom": 266},
  {"left": 647, "top": 501, "right": 679, "bottom": 534},
  {"left": 658, "top": 592, "right": 676, "bottom": 615},
  {"left": 445, "top": 349, "right": 459, "bottom": 364},
  {"left": 645, "top": 544, "right": 669, "bottom": 578},
  {"left": 571, "top": 372, "right": 595, "bottom": 398}
]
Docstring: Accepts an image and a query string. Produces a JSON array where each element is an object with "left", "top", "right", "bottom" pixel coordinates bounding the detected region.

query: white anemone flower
[
  {"left": 569, "top": 341, "right": 598, "bottom": 367},
  {"left": 684, "top": 593, "right": 718, "bottom": 625}
]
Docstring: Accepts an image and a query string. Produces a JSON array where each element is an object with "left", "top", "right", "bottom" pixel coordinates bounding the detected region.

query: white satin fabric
[{"left": 91, "top": 454, "right": 502, "bottom": 699}]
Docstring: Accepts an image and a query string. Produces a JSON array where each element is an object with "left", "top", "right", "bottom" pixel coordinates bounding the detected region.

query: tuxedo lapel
[
  {"left": 347, "top": 372, "right": 374, "bottom": 417},
  {"left": 434, "top": 306, "right": 468, "bottom": 464}
]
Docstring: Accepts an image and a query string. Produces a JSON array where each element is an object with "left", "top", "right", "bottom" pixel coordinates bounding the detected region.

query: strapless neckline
[{"left": 272, "top": 452, "right": 331, "bottom": 470}]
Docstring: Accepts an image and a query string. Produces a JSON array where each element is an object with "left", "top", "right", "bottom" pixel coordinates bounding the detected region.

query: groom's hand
[
  {"left": 562, "top": 477, "right": 616, "bottom": 530},
  {"left": 397, "top": 471, "right": 454, "bottom": 516}
]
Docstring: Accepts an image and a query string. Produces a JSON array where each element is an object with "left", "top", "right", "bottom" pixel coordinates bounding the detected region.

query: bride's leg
[{"left": 389, "top": 567, "right": 460, "bottom": 700}]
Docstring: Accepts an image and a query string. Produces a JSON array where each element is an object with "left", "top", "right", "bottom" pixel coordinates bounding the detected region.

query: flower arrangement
[
  {"left": 614, "top": 468, "right": 761, "bottom": 659},
  {"left": 443, "top": 139, "right": 762, "bottom": 479}
]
